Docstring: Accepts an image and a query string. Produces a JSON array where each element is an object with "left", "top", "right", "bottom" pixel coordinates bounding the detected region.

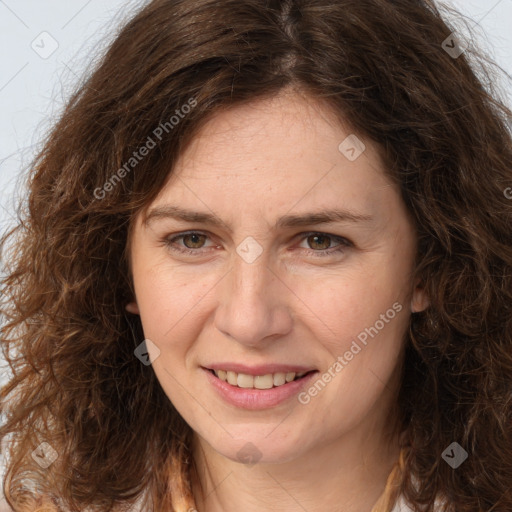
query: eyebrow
[{"left": 143, "top": 205, "right": 373, "bottom": 231}]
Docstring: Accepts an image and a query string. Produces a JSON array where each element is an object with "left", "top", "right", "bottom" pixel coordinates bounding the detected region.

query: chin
[{"left": 203, "top": 429, "right": 307, "bottom": 466}]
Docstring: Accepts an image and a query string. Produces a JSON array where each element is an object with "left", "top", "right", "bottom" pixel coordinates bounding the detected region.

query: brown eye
[
  {"left": 163, "top": 231, "right": 216, "bottom": 255},
  {"left": 181, "top": 233, "right": 207, "bottom": 249},
  {"left": 306, "top": 234, "right": 333, "bottom": 250},
  {"left": 297, "top": 232, "right": 352, "bottom": 258}
]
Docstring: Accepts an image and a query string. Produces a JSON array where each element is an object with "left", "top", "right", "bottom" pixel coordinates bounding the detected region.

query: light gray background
[
  {"left": 1, "top": 0, "right": 511, "bottom": 218},
  {"left": 1, "top": 0, "right": 511, "bottom": 256},
  {"left": 0, "top": 0, "right": 511, "bottom": 506}
]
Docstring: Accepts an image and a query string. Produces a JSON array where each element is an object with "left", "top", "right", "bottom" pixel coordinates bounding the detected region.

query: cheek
[
  {"left": 133, "top": 255, "right": 215, "bottom": 332},
  {"left": 292, "top": 261, "right": 406, "bottom": 337}
]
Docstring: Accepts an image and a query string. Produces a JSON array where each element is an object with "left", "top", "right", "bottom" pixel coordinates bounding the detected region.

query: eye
[
  {"left": 161, "top": 230, "right": 353, "bottom": 258},
  {"left": 163, "top": 231, "right": 216, "bottom": 255},
  {"left": 296, "top": 232, "right": 352, "bottom": 257}
]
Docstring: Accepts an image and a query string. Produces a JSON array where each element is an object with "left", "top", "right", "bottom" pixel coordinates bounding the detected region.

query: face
[{"left": 126, "top": 90, "right": 428, "bottom": 465}]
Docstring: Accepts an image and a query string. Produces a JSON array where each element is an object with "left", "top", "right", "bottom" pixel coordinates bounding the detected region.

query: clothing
[
  {"left": 390, "top": 495, "right": 415, "bottom": 511},
  {"left": 374, "top": 448, "right": 443, "bottom": 512},
  {"left": 390, "top": 493, "right": 444, "bottom": 511}
]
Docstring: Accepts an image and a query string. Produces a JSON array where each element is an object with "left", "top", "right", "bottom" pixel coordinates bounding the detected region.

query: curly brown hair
[{"left": 1, "top": 0, "right": 512, "bottom": 511}]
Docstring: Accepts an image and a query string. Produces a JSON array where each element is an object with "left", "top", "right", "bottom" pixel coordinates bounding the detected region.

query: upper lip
[{"left": 204, "top": 363, "right": 317, "bottom": 376}]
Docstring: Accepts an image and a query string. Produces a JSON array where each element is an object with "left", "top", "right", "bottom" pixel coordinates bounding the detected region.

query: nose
[{"left": 213, "top": 250, "right": 293, "bottom": 348}]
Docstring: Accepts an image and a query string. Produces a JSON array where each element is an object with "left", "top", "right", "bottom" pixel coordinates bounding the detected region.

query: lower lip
[{"left": 202, "top": 368, "right": 318, "bottom": 410}]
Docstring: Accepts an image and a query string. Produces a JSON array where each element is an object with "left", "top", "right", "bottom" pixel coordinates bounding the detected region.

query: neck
[{"left": 190, "top": 419, "right": 401, "bottom": 512}]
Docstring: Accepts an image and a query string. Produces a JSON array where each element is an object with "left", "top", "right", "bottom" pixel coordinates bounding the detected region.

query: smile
[
  {"left": 203, "top": 366, "right": 319, "bottom": 409},
  {"left": 210, "top": 369, "right": 312, "bottom": 389}
]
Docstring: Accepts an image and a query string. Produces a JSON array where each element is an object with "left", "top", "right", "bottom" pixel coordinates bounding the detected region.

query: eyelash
[{"left": 162, "top": 231, "right": 352, "bottom": 258}]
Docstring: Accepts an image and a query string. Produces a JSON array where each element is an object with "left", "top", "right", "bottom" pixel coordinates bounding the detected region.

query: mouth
[
  {"left": 206, "top": 368, "right": 317, "bottom": 390},
  {"left": 202, "top": 365, "right": 319, "bottom": 409}
]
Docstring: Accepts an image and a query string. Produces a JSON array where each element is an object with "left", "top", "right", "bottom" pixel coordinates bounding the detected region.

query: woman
[{"left": 1, "top": 0, "right": 511, "bottom": 511}]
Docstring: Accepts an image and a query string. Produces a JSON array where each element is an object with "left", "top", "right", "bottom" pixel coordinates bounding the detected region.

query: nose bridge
[
  {"left": 214, "top": 248, "right": 292, "bottom": 346},
  {"left": 229, "top": 234, "right": 274, "bottom": 306}
]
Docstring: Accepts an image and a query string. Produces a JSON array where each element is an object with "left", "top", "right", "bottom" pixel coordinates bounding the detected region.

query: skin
[{"left": 126, "top": 88, "right": 429, "bottom": 512}]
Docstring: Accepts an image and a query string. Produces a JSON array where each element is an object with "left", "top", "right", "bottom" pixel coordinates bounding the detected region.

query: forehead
[
  {"left": 137, "top": 90, "right": 408, "bottom": 236},
  {"left": 166, "top": 92, "right": 389, "bottom": 193},
  {"left": 176, "top": 91, "right": 375, "bottom": 169}
]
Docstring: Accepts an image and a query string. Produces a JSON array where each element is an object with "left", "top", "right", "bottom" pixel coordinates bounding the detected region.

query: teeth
[
  {"left": 237, "top": 373, "right": 254, "bottom": 388},
  {"left": 254, "top": 374, "right": 274, "bottom": 389},
  {"left": 273, "top": 373, "right": 286, "bottom": 386},
  {"left": 213, "top": 369, "right": 310, "bottom": 389}
]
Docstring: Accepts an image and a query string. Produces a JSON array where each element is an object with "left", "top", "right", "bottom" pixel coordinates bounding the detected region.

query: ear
[
  {"left": 411, "top": 278, "right": 429, "bottom": 313},
  {"left": 125, "top": 301, "right": 140, "bottom": 315}
]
